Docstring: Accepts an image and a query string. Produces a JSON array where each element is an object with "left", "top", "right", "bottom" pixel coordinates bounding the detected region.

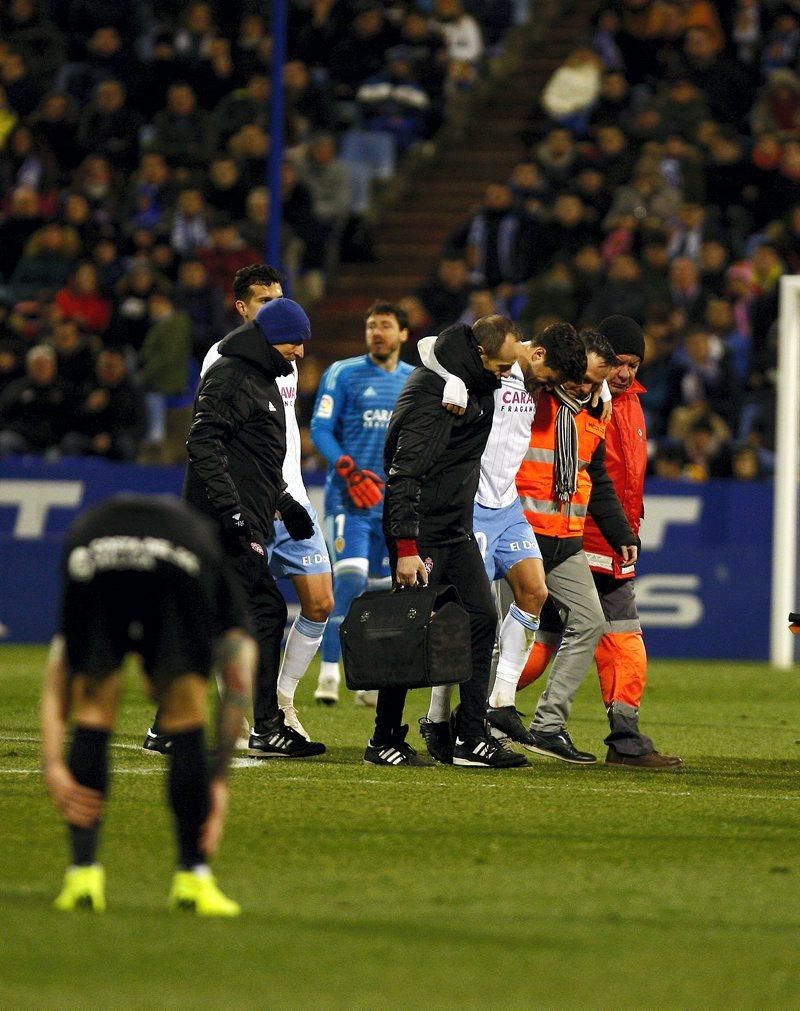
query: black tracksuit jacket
[
  {"left": 184, "top": 321, "right": 291, "bottom": 544},
  {"left": 383, "top": 323, "right": 500, "bottom": 547}
]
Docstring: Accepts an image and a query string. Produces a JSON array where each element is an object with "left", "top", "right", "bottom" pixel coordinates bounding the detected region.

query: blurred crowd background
[{"left": 0, "top": 0, "right": 797, "bottom": 484}]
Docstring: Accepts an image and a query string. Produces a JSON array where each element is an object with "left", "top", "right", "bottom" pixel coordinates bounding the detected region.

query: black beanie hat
[{"left": 597, "top": 315, "right": 645, "bottom": 362}]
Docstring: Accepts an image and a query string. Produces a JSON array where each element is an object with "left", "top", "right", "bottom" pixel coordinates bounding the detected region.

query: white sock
[
  {"left": 190, "top": 864, "right": 211, "bottom": 877},
  {"left": 490, "top": 604, "right": 539, "bottom": 708},
  {"left": 427, "top": 684, "right": 454, "bottom": 723},
  {"left": 319, "top": 659, "right": 341, "bottom": 686},
  {"left": 277, "top": 615, "right": 327, "bottom": 703}
]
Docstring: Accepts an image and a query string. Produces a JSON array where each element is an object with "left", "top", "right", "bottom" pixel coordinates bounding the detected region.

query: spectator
[
  {"left": 541, "top": 48, "right": 603, "bottom": 135},
  {"left": 132, "top": 29, "right": 181, "bottom": 119},
  {"left": 669, "top": 256, "right": 709, "bottom": 326},
  {"left": 0, "top": 186, "right": 43, "bottom": 281},
  {"left": 356, "top": 47, "right": 432, "bottom": 154},
  {"left": 188, "top": 36, "right": 236, "bottom": 111},
  {"left": 137, "top": 290, "right": 191, "bottom": 453},
  {"left": 297, "top": 133, "right": 351, "bottom": 264},
  {"left": 665, "top": 326, "right": 741, "bottom": 432},
  {"left": 204, "top": 156, "right": 249, "bottom": 221},
  {"left": 328, "top": 1, "right": 401, "bottom": 99},
  {"left": 54, "top": 261, "right": 112, "bottom": 337},
  {"left": 211, "top": 72, "right": 269, "bottom": 151},
  {"left": 465, "top": 182, "right": 523, "bottom": 287},
  {"left": 126, "top": 152, "right": 174, "bottom": 233},
  {"left": 170, "top": 187, "right": 211, "bottom": 256},
  {"left": 0, "top": 343, "right": 69, "bottom": 456},
  {"left": 173, "top": 1, "right": 217, "bottom": 69},
  {"left": 76, "top": 78, "right": 141, "bottom": 171},
  {"left": 678, "top": 25, "right": 751, "bottom": 125},
  {"left": 435, "top": 0, "right": 484, "bottom": 83},
  {"left": 50, "top": 317, "right": 95, "bottom": 396},
  {"left": 1, "top": 49, "right": 43, "bottom": 118},
  {"left": 283, "top": 59, "right": 336, "bottom": 145},
  {"left": 150, "top": 81, "right": 210, "bottom": 173},
  {"left": 198, "top": 222, "right": 260, "bottom": 294},
  {"left": 226, "top": 121, "right": 270, "bottom": 192},
  {"left": 0, "top": 124, "right": 58, "bottom": 196},
  {"left": 60, "top": 346, "right": 146, "bottom": 461},
  {"left": 107, "top": 262, "right": 168, "bottom": 354},
  {"left": 416, "top": 256, "right": 472, "bottom": 331},
  {"left": 1, "top": 0, "right": 66, "bottom": 86},
  {"left": 582, "top": 254, "right": 649, "bottom": 324},
  {"left": 173, "top": 257, "right": 226, "bottom": 362},
  {"left": 534, "top": 127, "right": 580, "bottom": 186},
  {"left": 10, "top": 220, "right": 81, "bottom": 300},
  {"left": 28, "top": 91, "right": 82, "bottom": 180}
]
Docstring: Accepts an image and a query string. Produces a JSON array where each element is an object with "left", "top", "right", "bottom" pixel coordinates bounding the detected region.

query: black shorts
[{"left": 62, "top": 567, "right": 216, "bottom": 686}]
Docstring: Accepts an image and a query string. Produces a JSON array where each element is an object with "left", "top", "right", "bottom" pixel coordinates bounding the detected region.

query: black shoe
[
  {"left": 452, "top": 734, "right": 529, "bottom": 768},
  {"left": 486, "top": 706, "right": 537, "bottom": 747},
  {"left": 524, "top": 728, "right": 596, "bottom": 764},
  {"left": 418, "top": 716, "right": 453, "bottom": 764},
  {"left": 364, "top": 725, "right": 434, "bottom": 766},
  {"left": 248, "top": 711, "right": 326, "bottom": 759},
  {"left": 142, "top": 727, "right": 172, "bottom": 755}
]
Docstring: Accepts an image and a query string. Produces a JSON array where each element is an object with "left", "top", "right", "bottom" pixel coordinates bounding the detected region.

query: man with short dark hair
[
  {"left": 310, "top": 302, "right": 415, "bottom": 706},
  {"left": 182, "top": 293, "right": 323, "bottom": 759},
  {"left": 370, "top": 315, "right": 531, "bottom": 767},
  {"left": 43, "top": 494, "right": 255, "bottom": 915}
]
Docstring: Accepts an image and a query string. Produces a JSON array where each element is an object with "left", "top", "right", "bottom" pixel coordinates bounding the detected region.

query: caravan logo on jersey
[{"left": 362, "top": 408, "right": 392, "bottom": 429}]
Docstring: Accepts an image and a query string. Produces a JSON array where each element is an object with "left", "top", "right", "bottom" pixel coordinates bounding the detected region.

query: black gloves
[
  {"left": 219, "top": 509, "right": 258, "bottom": 555},
  {"left": 277, "top": 493, "right": 314, "bottom": 541}
]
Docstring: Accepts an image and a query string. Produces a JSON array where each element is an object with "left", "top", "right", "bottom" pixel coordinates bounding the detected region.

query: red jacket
[{"left": 583, "top": 379, "right": 647, "bottom": 579}]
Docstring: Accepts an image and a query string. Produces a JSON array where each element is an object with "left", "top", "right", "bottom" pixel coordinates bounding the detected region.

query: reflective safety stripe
[
  {"left": 520, "top": 496, "right": 588, "bottom": 517},
  {"left": 524, "top": 446, "right": 590, "bottom": 470},
  {"left": 585, "top": 551, "right": 614, "bottom": 571},
  {"left": 606, "top": 619, "right": 642, "bottom": 634}
]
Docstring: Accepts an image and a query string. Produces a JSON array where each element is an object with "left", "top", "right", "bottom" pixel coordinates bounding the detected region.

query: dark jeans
[
  {"left": 375, "top": 536, "right": 496, "bottom": 742},
  {"left": 226, "top": 547, "right": 288, "bottom": 732}
]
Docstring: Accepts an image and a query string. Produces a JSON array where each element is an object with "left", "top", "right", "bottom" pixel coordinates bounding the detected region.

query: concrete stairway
[{"left": 308, "top": 0, "right": 596, "bottom": 359}]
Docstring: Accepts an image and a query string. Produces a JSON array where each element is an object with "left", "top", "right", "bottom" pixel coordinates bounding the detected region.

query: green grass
[{"left": 1, "top": 645, "right": 799, "bottom": 1009}]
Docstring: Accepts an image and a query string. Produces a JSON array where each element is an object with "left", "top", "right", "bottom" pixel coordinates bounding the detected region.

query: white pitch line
[
  {"left": 2, "top": 735, "right": 797, "bottom": 802},
  {"left": 0, "top": 768, "right": 163, "bottom": 776}
]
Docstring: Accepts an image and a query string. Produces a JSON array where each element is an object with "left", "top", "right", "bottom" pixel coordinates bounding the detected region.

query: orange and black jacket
[{"left": 516, "top": 390, "right": 636, "bottom": 571}]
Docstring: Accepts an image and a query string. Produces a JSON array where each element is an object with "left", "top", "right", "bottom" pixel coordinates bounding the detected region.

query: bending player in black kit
[{"left": 42, "top": 494, "right": 256, "bottom": 916}]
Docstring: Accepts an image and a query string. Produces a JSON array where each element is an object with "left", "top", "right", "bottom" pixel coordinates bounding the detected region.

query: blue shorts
[
  {"left": 269, "top": 503, "right": 331, "bottom": 578},
  {"left": 473, "top": 500, "right": 542, "bottom": 582},
  {"left": 325, "top": 509, "right": 390, "bottom": 578}
]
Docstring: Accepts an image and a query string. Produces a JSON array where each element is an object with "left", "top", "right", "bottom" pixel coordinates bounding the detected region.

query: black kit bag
[{"left": 340, "top": 584, "right": 472, "bottom": 691}]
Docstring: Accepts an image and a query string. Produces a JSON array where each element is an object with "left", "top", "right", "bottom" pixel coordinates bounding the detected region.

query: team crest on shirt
[
  {"left": 250, "top": 542, "right": 265, "bottom": 555},
  {"left": 335, "top": 536, "right": 345, "bottom": 553},
  {"left": 423, "top": 556, "right": 434, "bottom": 574}
]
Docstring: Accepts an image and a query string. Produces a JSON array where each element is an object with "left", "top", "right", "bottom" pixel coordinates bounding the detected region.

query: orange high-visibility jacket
[
  {"left": 583, "top": 379, "right": 647, "bottom": 579},
  {"left": 517, "top": 390, "right": 609, "bottom": 539}
]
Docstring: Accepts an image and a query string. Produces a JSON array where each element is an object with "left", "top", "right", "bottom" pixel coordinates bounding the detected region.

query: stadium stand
[{"left": 0, "top": 0, "right": 794, "bottom": 481}]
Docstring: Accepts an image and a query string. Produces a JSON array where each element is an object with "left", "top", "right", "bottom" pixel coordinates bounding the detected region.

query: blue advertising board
[{"left": 0, "top": 458, "right": 780, "bottom": 659}]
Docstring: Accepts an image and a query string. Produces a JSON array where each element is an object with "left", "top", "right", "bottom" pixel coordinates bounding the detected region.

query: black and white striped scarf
[{"left": 551, "top": 386, "right": 585, "bottom": 502}]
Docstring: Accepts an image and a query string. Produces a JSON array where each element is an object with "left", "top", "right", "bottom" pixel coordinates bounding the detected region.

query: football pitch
[{"left": 1, "top": 645, "right": 799, "bottom": 1009}]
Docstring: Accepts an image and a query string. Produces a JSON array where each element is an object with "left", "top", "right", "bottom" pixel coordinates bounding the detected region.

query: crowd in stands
[
  {"left": 0, "top": 0, "right": 793, "bottom": 484},
  {"left": 404, "top": 0, "right": 799, "bottom": 483},
  {"left": 0, "top": 0, "right": 514, "bottom": 463}
]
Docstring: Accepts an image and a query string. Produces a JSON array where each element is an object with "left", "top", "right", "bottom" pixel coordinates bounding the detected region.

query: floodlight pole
[
  {"left": 266, "top": 0, "right": 287, "bottom": 275},
  {"left": 770, "top": 274, "right": 800, "bottom": 667}
]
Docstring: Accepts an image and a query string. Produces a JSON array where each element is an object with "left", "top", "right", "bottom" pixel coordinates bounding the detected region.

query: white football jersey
[
  {"left": 477, "top": 361, "right": 536, "bottom": 508},
  {"left": 200, "top": 343, "right": 309, "bottom": 505}
]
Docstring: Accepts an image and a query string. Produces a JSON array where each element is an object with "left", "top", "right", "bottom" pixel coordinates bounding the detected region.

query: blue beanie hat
[{"left": 255, "top": 298, "right": 311, "bottom": 345}]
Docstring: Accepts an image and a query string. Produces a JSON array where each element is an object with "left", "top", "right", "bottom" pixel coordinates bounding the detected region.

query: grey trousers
[{"left": 495, "top": 549, "right": 604, "bottom": 732}]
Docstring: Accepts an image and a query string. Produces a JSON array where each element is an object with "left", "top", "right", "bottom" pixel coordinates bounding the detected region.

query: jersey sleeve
[{"left": 310, "top": 365, "right": 348, "bottom": 465}]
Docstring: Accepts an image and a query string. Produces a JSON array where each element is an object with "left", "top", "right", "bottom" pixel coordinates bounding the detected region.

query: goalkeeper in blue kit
[{"left": 310, "top": 302, "right": 414, "bottom": 704}]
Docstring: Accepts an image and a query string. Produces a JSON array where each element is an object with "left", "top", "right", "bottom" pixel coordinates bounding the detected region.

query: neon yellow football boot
[
  {"left": 168, "top": 871, "right": 240, "bottom": 917},
  {"left": 53, "top": 865, "right": 106, "bottom": 912}
]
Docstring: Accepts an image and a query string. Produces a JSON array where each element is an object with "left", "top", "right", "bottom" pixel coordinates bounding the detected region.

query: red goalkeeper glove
[{"left": 336, "top": 455, "right": 384, "bottom": 509}]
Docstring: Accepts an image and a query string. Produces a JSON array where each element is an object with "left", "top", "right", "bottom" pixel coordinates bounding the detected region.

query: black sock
[
  {"left": 167, "top": 728, "right": 210, "bottom": 870},
  {"left": 67, "top": 726, "right": 110, "bottom": 866}
]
